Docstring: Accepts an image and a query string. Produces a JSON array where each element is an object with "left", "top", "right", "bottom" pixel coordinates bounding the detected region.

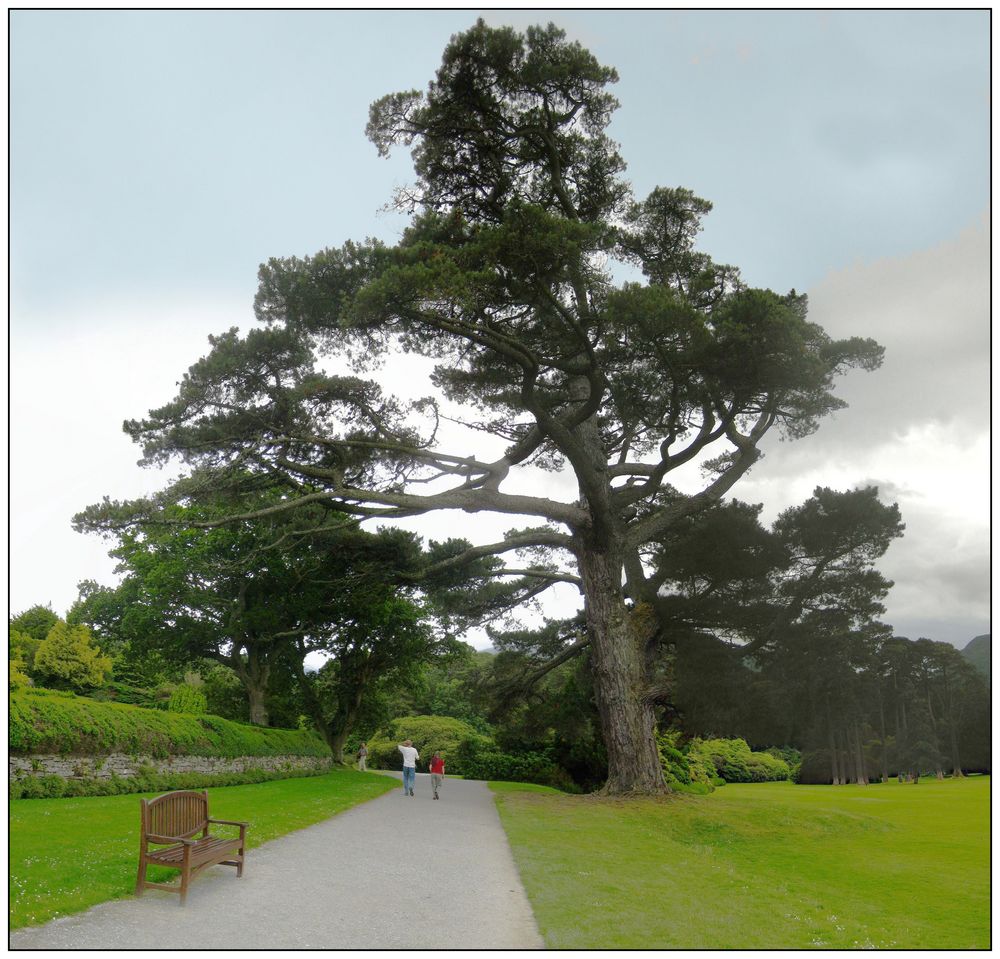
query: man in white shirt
[{"left": 398, "top": 739, "right": 419, "bottom": 796}]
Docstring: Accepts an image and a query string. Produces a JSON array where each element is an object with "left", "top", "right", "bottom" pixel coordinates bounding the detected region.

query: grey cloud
[{"left": 759, "top": 216, "right": 989, "bottom": 460}]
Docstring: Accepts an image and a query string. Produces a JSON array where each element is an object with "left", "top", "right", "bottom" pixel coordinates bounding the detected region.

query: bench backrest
[{"left": 141, "top": 790, "right": 210, "bottom": 840}]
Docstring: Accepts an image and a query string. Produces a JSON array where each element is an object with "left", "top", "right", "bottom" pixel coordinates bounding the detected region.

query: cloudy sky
[{"left": 10, "top": 10, "right": 990, "bottom": 649}]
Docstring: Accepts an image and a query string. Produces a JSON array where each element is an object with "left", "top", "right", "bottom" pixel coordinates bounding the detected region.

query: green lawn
[
  {"left": 491, "top": 776, "right": 990, "bottom": 949},
  {"left": 10, "top": 769, "right": 396, "bottom": 929}
]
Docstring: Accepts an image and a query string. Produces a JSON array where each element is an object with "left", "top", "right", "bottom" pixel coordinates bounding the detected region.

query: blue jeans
[{"left": 402, "top": 766, "right": 415, "bottom": 793}]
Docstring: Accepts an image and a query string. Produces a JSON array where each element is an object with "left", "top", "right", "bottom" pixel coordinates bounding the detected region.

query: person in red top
[{"left": 429, "top": 751, "right": 446, "bottom": 799}]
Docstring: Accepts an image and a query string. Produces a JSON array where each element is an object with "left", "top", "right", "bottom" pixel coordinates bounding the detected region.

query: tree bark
[
  {"left": 579, "top": 546, "right": 667, "bottom": 795},
  {"left": 853, "top": 723, "right": 868, "bottom": 785},
  {"left": 246, "top": 684, "right": 269, "bottom": 727},
  {"left": 876, "top": 686, "right": 889, "bottom": 783},
  {"left": 826, "top": 699, "right": 842, "bottom": 785},
  {"left": 230, "top": 642, "right": 271, "bottom": 726}
]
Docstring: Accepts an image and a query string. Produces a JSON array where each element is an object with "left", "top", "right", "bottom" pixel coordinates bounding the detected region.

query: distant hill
[{"left": 960, "top": 634, "right": 990, "bottom": 682}]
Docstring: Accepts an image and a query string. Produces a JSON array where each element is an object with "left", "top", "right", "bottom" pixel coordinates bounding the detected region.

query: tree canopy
[{"left": 82, "top": 21, "right": 885, "bottom": 793}]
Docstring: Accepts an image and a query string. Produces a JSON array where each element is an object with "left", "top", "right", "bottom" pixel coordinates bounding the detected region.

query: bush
[
  {"left": 168, "top": 684, "right": 208, "bottom": 715},
  {"left": 9, "top": 688, "right": 329, "bottom": 759},
  {"left": 33, "top": 622, "right": 112, "bottom": 690},
  {"left": 366, "top": 715, "right": 489, "bottom": 774},
  {"left": 10, "top": 764, "right": 327, "bottom": 800},
  {"left": 455, "top": 740, "right": 578, "bottom": 791},
  {"left": 687, "top": 737, "right": 791, "bottom": 784},
  {"left": 656, "top": 729, "right": 719, "bottom": 791}
]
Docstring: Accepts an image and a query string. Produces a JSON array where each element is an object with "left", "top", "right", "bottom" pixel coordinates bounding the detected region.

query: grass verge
[
  {"left": 490, "top": 776, "right": 989, "bottom": 949},
  {"left": 10, "top": 768, "right": 396, "bottom": 929}
]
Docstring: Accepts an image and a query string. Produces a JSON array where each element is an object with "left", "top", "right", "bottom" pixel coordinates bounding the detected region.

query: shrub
[
  {"left": 656, "top": 728, "right": 720, "bottom": 791},
  {"left": 366, "top": 715, "right": 489, "bottom": 774},
  {"left": 168, "top": 684, "right": 208, "bottom": 715},
  {"left": 9, "top": 688, "right": 329, "bottom": 758},
  {"left": 33, "top": 622, "right": 112, "bottom": 690},
  {"left": 688, "top": 737, "right": 791, "bottom": 783},
  {"left": 455, "top": 740, "right": 578, "bottom": 791}
]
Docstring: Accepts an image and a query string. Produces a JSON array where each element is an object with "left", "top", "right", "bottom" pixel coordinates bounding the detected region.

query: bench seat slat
[{"left": 146, "top": 836, "right": 243, "bottom": 866}]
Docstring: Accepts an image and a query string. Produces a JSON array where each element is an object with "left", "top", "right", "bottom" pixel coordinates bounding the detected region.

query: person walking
[
  {"left": 398, "top": 739, "right": 419, "bottom": 796},
  {"left": 429, "top": 751, "right": 445, "bottom": 799},
  {"left": 357, "top": 741, "right": 368, "bottom": 772}
]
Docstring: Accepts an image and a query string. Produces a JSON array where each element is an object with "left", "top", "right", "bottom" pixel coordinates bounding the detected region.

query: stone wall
[{"left": 9, "top": 752, "right": 333, "bottom": 783}]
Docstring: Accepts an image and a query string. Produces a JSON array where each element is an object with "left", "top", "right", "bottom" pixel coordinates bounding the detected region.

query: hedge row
[
  {"left": 10, "top": 764, "right": 327, "bottom": 800},
  {"left": 9, "top": 688, "right": 329, "bottom": 759}
]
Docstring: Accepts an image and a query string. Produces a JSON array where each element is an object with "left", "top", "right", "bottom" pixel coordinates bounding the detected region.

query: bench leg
[
  {"left": 179, "top": 848, "right": 192, "bottom": 906},
  {"left": 135, "top": 857, "right": 147, "bottom": 897}
]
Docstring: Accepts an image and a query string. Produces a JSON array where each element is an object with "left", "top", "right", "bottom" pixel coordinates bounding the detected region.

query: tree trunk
[
  {"left": 853, "top": 723, "right": 868, "bottom": 785},
  {"left": 230, "top": 643, "right": 271, "bottom": 726},
  {"left": 826, "top": 701, "right": 842, "bottom": 785},
  {"left": 877, "top": 686, "right": 890, "bottom": 783},
  {"left": 948, "top": 724, "right": 964, "bottom": 778},
  {"left": 579, "top": 546, "right": 667, "bottom": 795},
  {"left": 246, "top": 684, "right": 270, "bottom": 727}
]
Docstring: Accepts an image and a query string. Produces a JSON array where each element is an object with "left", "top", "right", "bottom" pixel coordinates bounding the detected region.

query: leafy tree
[
  {"left": 87, "top": 22, "right": 883, "bottom": 793},
  {"left": 292, "top": 587, "right": 440, "bottom": 761},
  {"left": 9, "top": 604, "right": 60, "bottom": 642},
  {"left": 33, "top": 621, "right": 113, "bottom": 690},
  {"left": 9, "top": 605, "right": 61, "bottom": 677},
  {"left": 76, "top": 490, "right": 434, "bottom": 729}
]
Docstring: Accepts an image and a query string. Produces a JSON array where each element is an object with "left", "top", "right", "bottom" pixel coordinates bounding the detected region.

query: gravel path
[{"left": 9, "top": 773, "right": 544, "bottom": 950}]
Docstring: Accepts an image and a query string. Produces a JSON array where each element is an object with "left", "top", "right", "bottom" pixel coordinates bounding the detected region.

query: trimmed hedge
[
  {"left": 10, "top": 764, "right": 328, "bottom": 800},
  {"left": 9, "top": 688, "right": 329, "bottom": 759}
]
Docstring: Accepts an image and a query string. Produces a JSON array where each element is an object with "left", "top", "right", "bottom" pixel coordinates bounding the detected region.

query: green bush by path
[
  {"left": 454, "top": 740, "right": 580, "bottom": 792},
  {"left": 10, "top": 688, "right": 328, "bottom": 758},
  {"left": 490, "top": 776, "right": 989, "bottom": 949},
  {"left": 366, "top": 715, "right": 489, "bottom": 774},
  {"left": 9, "top": 769, "right": 397, "bottom": 929}
]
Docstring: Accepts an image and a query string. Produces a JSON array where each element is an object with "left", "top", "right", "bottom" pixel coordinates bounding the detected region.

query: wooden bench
[{"left": 135, "top": 789, "right": 249, "bottom": 905}]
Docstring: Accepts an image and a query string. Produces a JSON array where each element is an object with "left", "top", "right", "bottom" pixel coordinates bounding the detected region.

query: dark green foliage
[
  {"left": 9, "top": 764, "right": 325, "bottom": 800},
  {"left": 454, "top": 740, "right": 578, "bottom": 791},
  {"left": 10, "top": 688, "right": 329, "bottom": 758},
  {"left": 85, "top": 682, "right": 165, "bottom": 709},
  {"left": 9, "top": 605, "right": 61, "bottom": 643}
]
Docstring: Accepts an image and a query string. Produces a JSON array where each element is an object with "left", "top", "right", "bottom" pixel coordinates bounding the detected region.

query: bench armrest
[
  {"left": 208, "top": 818, "right": 249, "bottom": 829},
  {"left": 145, "top": 833, "right": 197, "bottom": 846}
]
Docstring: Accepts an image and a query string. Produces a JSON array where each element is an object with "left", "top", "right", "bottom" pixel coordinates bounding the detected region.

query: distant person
[
  {"left": 398, "top": 739, "right": 419, "bottom": 796},
  {"left": 357, "top": 741, "right": 368, "bottom": 772},
  {"left": 429, "top": 751, "right": 445, "bottom": 799}
]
